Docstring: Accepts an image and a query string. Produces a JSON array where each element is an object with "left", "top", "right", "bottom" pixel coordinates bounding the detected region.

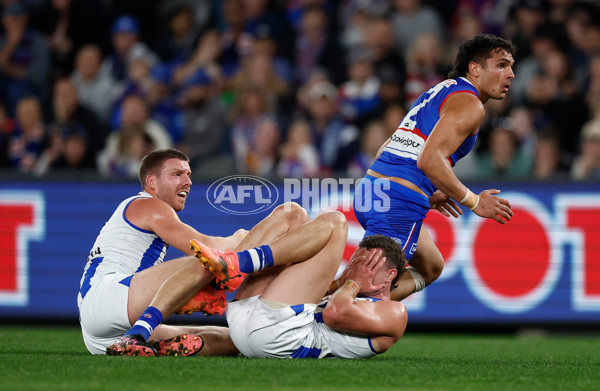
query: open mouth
[{"left": 177, "top": 190, "right": 189, "bottom": 199}]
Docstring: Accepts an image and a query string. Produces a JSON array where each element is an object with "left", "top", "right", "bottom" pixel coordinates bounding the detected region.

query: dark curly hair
[
  {"left": 358, "top": 234, "right": 407, "bottom": 291},
  {"left": 448, "top": 34, "right": 517, "bottom": 79},
  {"left": 138, "top": 148, "right": 190, "bottom": 189}
]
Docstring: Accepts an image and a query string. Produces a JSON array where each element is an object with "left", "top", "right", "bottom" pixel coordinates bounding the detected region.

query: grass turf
[{"left": 1, "top": 325, "right": 599, "bottom": 391}]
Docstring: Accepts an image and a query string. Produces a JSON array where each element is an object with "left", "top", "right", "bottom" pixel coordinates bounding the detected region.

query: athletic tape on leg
[{"left": 407, "top": 267, "right": 426, "bottom": 293}]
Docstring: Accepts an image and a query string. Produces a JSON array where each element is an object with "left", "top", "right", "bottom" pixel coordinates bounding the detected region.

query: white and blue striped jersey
[{"left": 77, "top": 192, "right": 168, "bottom": 304}]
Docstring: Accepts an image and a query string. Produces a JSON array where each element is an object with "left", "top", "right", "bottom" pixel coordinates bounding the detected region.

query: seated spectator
[
  {"left": 97, "top": 124, "right": 151, "bottom": 177},
  {"left": 403, "top": 33, "right": 446, "bottom": 107},
  {"left": 347, "top": 120, "right": 389, "bottom": 178},
  {"left": 277, "top": 118, "right": 319, "bottom": 178},
  {"left": 29, "top": 0, "right": 110, "bottom": 78},
  {"left": 475, "top": 126, "right": 533, "bottom": 179},
  {"left": 174, "top": 68, "right": 228, "bottom": 167},
  {"left": 155, "top": 3, "right": 202, "bottom": 63},
  {"left": 338, "top": 48, "right": 381, "bottom": 127},
  {"left": 97, "top": 95, "right": 172, "bottom": 177},
  {"left": 35, "top": 124, "right": 96, "bottom": 175},
  {"left": 0, "top": 2, "right": 50, "bottom": 115},
  {"left": 0, "top": 102, "right": 15, "bottom": 167},
  {"left": 304, "top": 80, "right": 359, "bottom": 174},
  {"left": 533, "top": 130, "right": 570, "bottom": 180},
  {"left": 47, "top": 77, "right": 109, "bottom": 161},
  {"left": 102, "top": 15, "right": 159, "bottom": 86},
  {"left": 244, "top": 115, "right": 281, "bottom": 177},
  {"left": 70, "top": 44, "right": 117, "bottom": 125},
  {"left": 229, "top": 85, "right": 275, "bottom": 171},
  {"left": 571, "top": 119, "right": 600, "bottom": 181},
  {"left": 6, "top": 96, "right": 47, "bottom": 173}
]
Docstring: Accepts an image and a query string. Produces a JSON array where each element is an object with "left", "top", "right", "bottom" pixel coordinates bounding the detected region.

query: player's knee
[
  {"left": 318, "top": 210, "right": 348, "bottom": 233},
  {"left": 422, "top": 256, "right": 444, "bottom": 285},
  {"left": 273, "top": 202, "right": 309, "bottom": 227}
]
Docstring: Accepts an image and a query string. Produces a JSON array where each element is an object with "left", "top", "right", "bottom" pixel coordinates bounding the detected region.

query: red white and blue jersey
[{"left": 370, "top": 77, "right": 480, "bottom": 197}]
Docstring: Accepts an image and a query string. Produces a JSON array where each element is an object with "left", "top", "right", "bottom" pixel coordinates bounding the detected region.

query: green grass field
[{"left": 1, "top": 325, "right": 599, "bottom": 391}]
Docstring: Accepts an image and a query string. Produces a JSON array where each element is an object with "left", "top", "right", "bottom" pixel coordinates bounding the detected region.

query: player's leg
[
  {"left": 390, "top": 226, "right": 444, "bottom": 301},
  {"left": 192, "top": 210, "right": 349, "bottom": 300},
  {"left": 194, "top": 212, "right": 348, "bottom": 299},
  {"left": 256, "top": 211, "right": 348, "bottom": 305},
  {"left": 234, "top": 202, "right": 309, "bottom": 251},
  {"left": 149, "top": 324, "right": 238, "bottom": 357}
]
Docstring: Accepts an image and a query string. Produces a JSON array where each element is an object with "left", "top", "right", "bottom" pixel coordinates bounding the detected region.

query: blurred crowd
[{"left": 0, "top": 0, "right": 599, "bottom": 181}]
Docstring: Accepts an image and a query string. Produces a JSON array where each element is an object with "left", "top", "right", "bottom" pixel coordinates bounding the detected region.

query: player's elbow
[
  {"left": 321, "top": 302, "right": 352, "bottom": 330},
  {"left": 416, "top": 154, "right": 436, "bottom": 175}
]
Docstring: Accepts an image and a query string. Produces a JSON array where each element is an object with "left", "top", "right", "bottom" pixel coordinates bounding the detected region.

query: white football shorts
[
  {"left": 226, "top": 295, "right": 317, "bottom": 358},
  {"left": 78, "top": 273, "right": 131, "bottom": 355}
]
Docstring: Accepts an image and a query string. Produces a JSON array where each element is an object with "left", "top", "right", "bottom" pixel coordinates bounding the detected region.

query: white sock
[{"left": 407, "top": 267, "right": 426, "bottom": 293}]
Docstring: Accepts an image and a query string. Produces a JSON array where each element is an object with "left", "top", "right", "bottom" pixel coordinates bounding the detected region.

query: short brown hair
[
  {"left": 358, "top": 234, "right": 407, "bottom": 290},
  {"left": 448, "top": 34, "right": 516, "bottom": 79},
  {"left": 138, "top": 149, "right": 190, "bottom": 189}
]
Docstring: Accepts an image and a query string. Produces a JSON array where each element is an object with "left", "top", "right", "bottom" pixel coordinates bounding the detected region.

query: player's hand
[
  {"left": 346, "top": 248, "right": 387, "bottom": 296},
  {"left": 473, "top": 189, "right": 513, "bottom": 224},
  {"left": 430, "top": 190, "right": 462, "bottom": 218}
]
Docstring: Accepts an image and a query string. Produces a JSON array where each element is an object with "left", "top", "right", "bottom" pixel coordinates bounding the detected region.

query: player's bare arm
[
  {"left": 322, "top": 250, "right": 406, "bottom": 343},
  {"left": 126, "top": 197, "right": 241, "bottom": 253},
  {"left": 418, "top": 93, "right": 513, "bottom": 223}
]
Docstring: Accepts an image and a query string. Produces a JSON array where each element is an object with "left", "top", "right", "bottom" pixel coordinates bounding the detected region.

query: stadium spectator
[
  {"left": 102, "top": 15, "right": 159, "bottom": 86},
  {"left": 532, "top": 129, "right": 569, "bottom": 180},
  {"left": 570, "top": 119, "right": 600, "bottom": 180},
  {"left": 47, "top": 77, "right": 109, "bottom": 164},
  {"left": 338, "top": 47, "right": 381, "bottom": 127},
  {"left": 294, "top": 5, "right": 346, "bottom": 85},
  {"left": 0, "top": 2, "right": 50, "bottom": 115},
  {"left": 390, "top": 0, "right": 446, "bottom": 57},
  {"left": 242, "top": 115, "right": 281, "bottom": 177},
  {"left": 6, "top": 96, "right": 47, "bottom": 173},
  {"left": 70, "top": 44, "right": 117, "bottom": 126},
  {"left": 277, "top": 117, "right": 320, "bottom": 178},
  {"left": 229, "top": 85, "right": 275, "bottom": 173},
  {"left": 363, "top": 16, "right": 405, "bottom": 107},
  {"left": 0, "top": 102, "right": 14, "bottom": 167},
  {"left": 524, "top": 48, "right": 588, "bottom": 156},
  {"left": 347, "top": 120, "right": 389, "bottom": 179},
  {"left": 474, "top": 126, "right": 532, "bottom": 179},
  {"left": 304, "top": 80, "right": 359, "bottom": 175},
  {"left": 155, "top": 3, "right": 202, "bottom": 63},
  {"left": 174, "top": 68, "right": 229, "bottom": 169},
  {"left": 97, "top": 94, "right": 172, "bottom": 177},
  {"left": 29, "top": 0, "right": 110, "bottom": 78},
  {"left": 35, "top": 121, "right": 96, "bottom": 175},
  {"left": 403, "top": 33, "right": 447, "bottom": 107}
]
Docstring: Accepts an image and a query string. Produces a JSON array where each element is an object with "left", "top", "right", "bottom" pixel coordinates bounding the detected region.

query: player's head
[
  {"left": 139, "top": 149, "right": 191, "bottom": 210},
  {"left": 358, "top": 234, "right": 406, "bottom": 290},
  {"left": 448, "top": 34, "right": 516, "bottom": 79}
]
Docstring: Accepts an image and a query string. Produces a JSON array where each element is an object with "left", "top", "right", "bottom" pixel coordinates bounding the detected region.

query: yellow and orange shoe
[
  {"left": 175, "top": 283, "right": 227, "bottom": 316},
  {"left": 190, "top": 239, "right": 246, "bottom": 292},
  {"left": 150, "top": 334, "right": 204, "bottom": 357}
]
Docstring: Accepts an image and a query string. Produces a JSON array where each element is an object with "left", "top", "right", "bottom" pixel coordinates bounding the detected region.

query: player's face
[
  {"left": 478, "top": 49, "right": 515, "bottom": 101},
  {"left": 153, "top": 158, "right": 192, "bottom": 212}
]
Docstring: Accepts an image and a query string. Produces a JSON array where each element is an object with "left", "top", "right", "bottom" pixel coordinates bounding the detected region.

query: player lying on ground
[
  {"left": 108, "top": 210, "right": 407, "bottom": 358},
  {"left": 193, "top": 211, "right": 408, "bottom": 359}
]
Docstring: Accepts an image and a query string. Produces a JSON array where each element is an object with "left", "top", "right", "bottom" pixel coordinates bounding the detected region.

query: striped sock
[
  {"left": 125, "top": 306, "right": 163, "bottom": 342},
  {"left": 237, "top": 245, "right": 274, "bottom": 273}
]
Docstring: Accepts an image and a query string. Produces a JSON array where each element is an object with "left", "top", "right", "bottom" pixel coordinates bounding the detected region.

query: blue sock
[
  {"left": 125, "top": 306, "right": 163, "bottom": 342},
  {"left": 237, "top": 245, "right": 274, "bottom": 273}
]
